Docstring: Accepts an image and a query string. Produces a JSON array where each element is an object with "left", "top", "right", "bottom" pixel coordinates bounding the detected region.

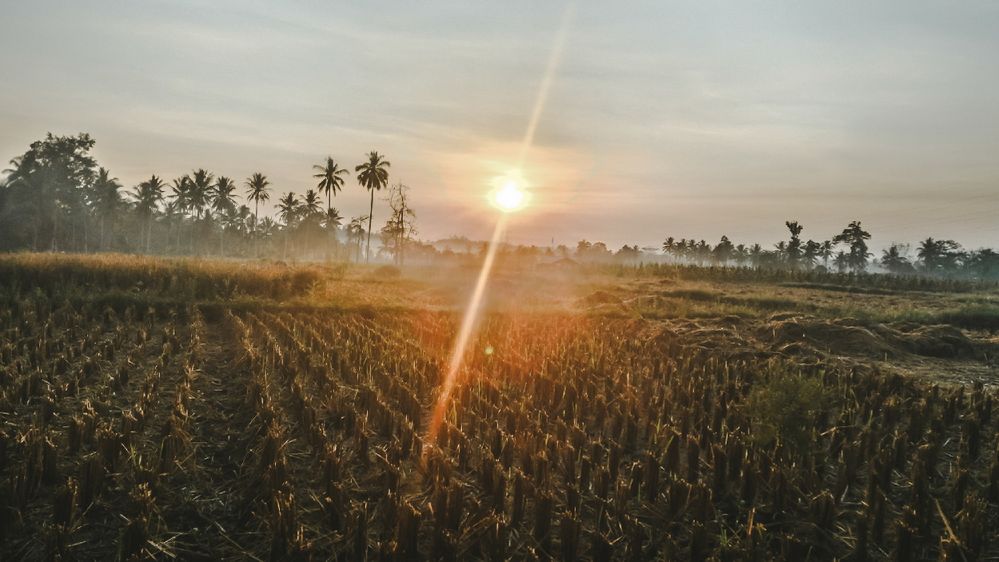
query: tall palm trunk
[
  {"left": 254, "top": 201, "right": 259, "bottom": 259},
  {"left": 366, "top": 190, "right": 374, "bottom": 263},
  {"left": 146, "top": 218, "right": 153, "bottom": 254}
]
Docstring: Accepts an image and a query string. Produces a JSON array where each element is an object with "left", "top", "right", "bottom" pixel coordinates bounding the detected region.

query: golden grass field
[{"left": 1, "top": 253, "right": 997, "bottom": 560}]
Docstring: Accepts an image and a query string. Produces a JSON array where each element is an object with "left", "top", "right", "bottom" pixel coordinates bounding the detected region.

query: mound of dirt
[
  {"left": 760, "top": 316, "right": 898, "bottom": 358},
  {"left": 894, "top": 324, "right": 975, "bottom": 358},
  {"left": 580, "top": 290, "right": 624, "bottom": 307}
]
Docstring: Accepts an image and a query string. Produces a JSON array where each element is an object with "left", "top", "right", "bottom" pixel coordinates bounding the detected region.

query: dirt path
[{"left": 152, "top": 315, "right": 263, "bottom": 560}]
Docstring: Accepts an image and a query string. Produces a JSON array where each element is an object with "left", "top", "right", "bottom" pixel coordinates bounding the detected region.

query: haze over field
[{"left": 2, "top": 1, "right": 998, "bottom": 248}]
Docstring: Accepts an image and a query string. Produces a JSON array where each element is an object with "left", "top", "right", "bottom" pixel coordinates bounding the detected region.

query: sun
[{"left": 491, "top": 178, "right": 529, "bottom": 213}]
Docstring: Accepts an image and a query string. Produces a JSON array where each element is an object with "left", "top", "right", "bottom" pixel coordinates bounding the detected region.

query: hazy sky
[{"left": 2, "top": 1, "right": 998, "bottom": 250}]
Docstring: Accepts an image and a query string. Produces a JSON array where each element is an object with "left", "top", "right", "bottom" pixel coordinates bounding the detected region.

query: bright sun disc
[{"left": 492, "top": 180, "right": 527, "bottom": 212}]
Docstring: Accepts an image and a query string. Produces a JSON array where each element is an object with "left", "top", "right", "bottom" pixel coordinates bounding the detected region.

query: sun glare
[{"left": 491, "top": 179, "right": 528, "bottom": 212}]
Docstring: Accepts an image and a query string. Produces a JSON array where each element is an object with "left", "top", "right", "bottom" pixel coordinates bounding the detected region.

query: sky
[{"left": 2, "top": 0, "right": 998, "bottom": 251}]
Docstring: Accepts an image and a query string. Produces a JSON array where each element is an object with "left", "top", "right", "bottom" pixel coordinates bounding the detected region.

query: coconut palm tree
[
  {"left": 324, "top": 207, "right": 344, "bottom": 259},
  {"left": 210, "top": 176, "right": 238, "bottom": 256},
  {"left": 188, "top": 169, "right": 214, "bottom": 220},
  {"left": 133, "top": 174, "right": 165, "bottom": 253},
  {"left": 302, "top": 189, "right": 322, "bottom": 217},
  {"left": 355, "top": 151, "right": 390, "bottom": 262},
  {"left": 313, "top": 157, "right": 349, "bottom": 213},
  {"left": 347, "top": 216, "right": 367, "bottom": 262},
  {"left": 245, "top": 173, "right": 270, "bottom": 258},
  {"left": 91, "top": 167, "right": 123, "bottom": 251},
  {"left": 277, "top": 192, "right": 300, "bottom": 260},
  {"left": 168, "top": 175, "right": 192, "bottom": 253},
  {"left": 245, "top": 173, "right": 270, "bottom": 229}
]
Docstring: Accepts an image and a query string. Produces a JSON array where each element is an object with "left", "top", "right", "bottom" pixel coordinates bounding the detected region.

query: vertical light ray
[
  {"left": 425, "top": 2, "right": 574, "bottom": 449},
  {"left": 425, "top": 215, "right": 507, "bottom": 445},
  {"left": 516, "top": 2, "right": 575, "bottom": 170}
]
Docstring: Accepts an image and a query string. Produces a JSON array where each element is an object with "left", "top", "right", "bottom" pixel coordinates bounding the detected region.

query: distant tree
[
  {"left": 355, "top": 151, "right": 391, "bottom": 262},
  {"left": 132, "top": 175, "right": 165, "bottom": 253},
  {"left": 662, "top": 236, "right": 676, "bottom": 259},
  {"left": 245, "top": 172, "right": 270, "bottom": 257},
  {"left": 210, "top": 176, "right": 238, "bottom": 256},
  {"left": 616, "top": 244, "right": 640, "bottom": 262},
  {"left": 881, "top": 243, "right": 915, "bottom": 274},
  {"left": 91, "top": 167, "right": 123, "bottom": 251},
  {"left": 188, "top": 169, "right": 214, "bottom": 220},
  {"left": 168, "top": 175, "right": 192, "bottom": 252},
  {"left": 694, "top": 240, "right": 711, "bottom": 265},
  {"left": 916, "top": 237, "right": 964, "bottom": 274},
  {"left": 1, "top": 133, "right": 98, "bottom": 252},
  {"left": 819, "top": 240, "right": 834, "bottom": 268},
  {"left": 774, "top": 241, "right": 787, "bottom": 264},
  {"left": 302, "top": 189, "right": 322, "bottom": 217},
  {"left": 313, "top": 157, "right": 349, "bottom": 213},
  {"left": 832, "top": 221, "right": 872, "bottom": 272},
  {"left": 749, "top": 243, "right": 764, "bottom": 268},
  {"left": 277, "top": 192, "right": 301, "bottom": 260},
  {"left": 380, "top": 183, "right": 416, "bottom": 265},
  {"left": 966, "top": 248, "right": 999, "bottom": 279},
  {"left": 802, "top": 240, "right": 822, "bottom": 269},
  {"left": 245, "top": 173, "right": 270, "bottom": 228},
  {"left": 734, "top": 244, "right": 749, "bottom": 266},
  {"left": 785, "top": 221, "right": 804, "bottom": 269},
  {"left": 713, "top": 235, "right": 734, "bottom": 264},
  {"left": 833, "top": 250, "right": 850, "bottom": 273},
  {"left": 347, "top": 216, "right": 367, "bottom": 262}
]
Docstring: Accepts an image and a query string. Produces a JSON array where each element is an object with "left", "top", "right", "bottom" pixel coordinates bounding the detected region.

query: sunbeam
[{"left": 425, "top": 3, "right": 575, "bottom": 449}]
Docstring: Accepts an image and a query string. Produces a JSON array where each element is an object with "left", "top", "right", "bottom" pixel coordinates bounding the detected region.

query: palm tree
[
  {"left": 324, "top": 207, "right": 344, "bottom": 259},
  {"left": 277, "top": 192, "right": 300, "bottom": 260},
  {"left": 245, "top": 173, "right": 270, "bottom": 229},
  {"left": 313, "top": 157, "right": 349, "bottom": 212},
  {"left": 91, "top": 167, "right": 123, "bottom": 251},
  {"left": 210, "top": 176, "right": 238, "bottom": 256},
  {"left": 245, "top": 173, "right": 270, "bottom": 258},
  {"left": 168, "top": 175, "right": 192, "bottom": 253},
  {"left": 832, "top": 221, "right": 872, "bottom": 272},
  {"left": 347, "top": 216, "right": 367, "bottom": 262},
  {"left": 819, "top": 240, "right": 834, "bottom": 268},
  {"left": 133, "top": 175, "right": 165, "bottom": 253},
  {"left": 188, "top": 169, "right": 214, "bottom": 221},
  {"left": 302, "top": 189, "right": 323, "bottom": 217},
  {"left": 355, "top": 151, "right": 391, "bottom": 262}
]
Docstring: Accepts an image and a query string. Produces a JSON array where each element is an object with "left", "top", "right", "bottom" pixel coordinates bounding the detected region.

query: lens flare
[{"left": 424, "top": 2, "right": 575, "bottom": 454}]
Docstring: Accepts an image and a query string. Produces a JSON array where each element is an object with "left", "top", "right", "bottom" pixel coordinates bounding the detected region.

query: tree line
[
  {"left": 660, "top": 220, "right": 999, "bottom": 279},
  {"left": 3, "top": 132, "right": 997, "bottom": 279},
  {"left": 0, "top": 133, "right": 419, "bottom": 263}
]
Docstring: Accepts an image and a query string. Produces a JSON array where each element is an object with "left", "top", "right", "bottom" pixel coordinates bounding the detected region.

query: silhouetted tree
[
  {"left": 245, "top": 172, "right": 270, "bottom": 257},
  {"left": 803, "top": 240, "right": 822, "bottom": 269},
  {"left": 210, "top": 176, "right": 238, "bottom": 256},
  {"left": 132, "top": 175, "right": 165, "bottom": 253},
  {"left": 355, "top": 151, "right": 390, "bottom": 263},
  {"left": 277, "top": 192, "right": 301, "bottom": 260},
  {"left": 91, "top": 167, "right": 123, "bottom": 251},
  {"left": 1, "top": 133, "right": 97, "bottom": 251},
  {"left": 916, "top": 237, "right": 964, "bottom": 274},
  {"left": 713, "top": 235, "right": 734, "bottom": 264},
  {"left": 313, "top": 157, "right": 349, "bottom": 213},
  {"left": 832, "top": 221, "right": 872, "bottom": 272},
  {"left": 881, "top": 243, "right": 915, "bottom": 274},
  {"left": 785, "top": 221, "right": 803, "bottom": 269}
]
